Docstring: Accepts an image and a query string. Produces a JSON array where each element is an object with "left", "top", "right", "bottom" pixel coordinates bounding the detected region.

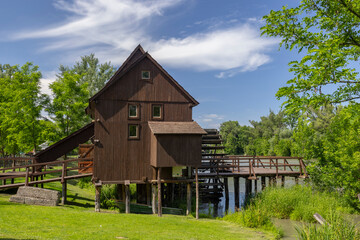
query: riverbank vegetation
[{"left": 223, "top": 185, "right": 360, "bottom": 239}]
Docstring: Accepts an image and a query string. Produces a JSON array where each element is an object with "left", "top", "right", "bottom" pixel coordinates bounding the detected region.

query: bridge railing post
[{"left": 25, "top": 167, "right": 29, "bottom": 186}]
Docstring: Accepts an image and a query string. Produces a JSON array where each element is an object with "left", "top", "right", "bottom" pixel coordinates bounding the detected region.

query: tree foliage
[
  {"left": 47, "top": 71, "right": 89, "bottom": 141},
  {"left": 261, "top": 0, "right": 360, "bottom": 113},
  {"left": 220, "top": 111, "right": 293, "bottom": 156},
  {"left": 0, "top": 63, "right": 49, "bottom": 156},
  {"left": 58, "top": 54, "right": 115, "bottom": 97}
]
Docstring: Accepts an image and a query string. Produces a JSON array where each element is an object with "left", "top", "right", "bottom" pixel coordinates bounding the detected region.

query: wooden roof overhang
[{"left": 148, "top": 121, "right": 206, "bottom": 135}]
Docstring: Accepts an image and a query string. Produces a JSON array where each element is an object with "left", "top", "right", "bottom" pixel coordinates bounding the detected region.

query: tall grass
[
  {"left": 222, "top": 185, "right": 356, "bottom": 239},
  {"left": 255, "top": 185, "right": 354, "bottom": 222},
  {"left": 296, "top": 210, "right": 360, "bottom": 240},
  {"left": 223, "top": 203, "right": 283, "bottom": 238}
]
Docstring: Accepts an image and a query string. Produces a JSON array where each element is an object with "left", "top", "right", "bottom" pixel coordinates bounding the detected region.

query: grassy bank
[
  {"left": 223, "top": 185, "right": 359, "bottom": 239},
  {"left": 0, "top": 180, "right": 278, "bottom": 240}
]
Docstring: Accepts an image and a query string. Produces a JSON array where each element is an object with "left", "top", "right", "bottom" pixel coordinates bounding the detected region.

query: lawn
[{"left": 0, "top": 182, "right": 277, "bottom": 240}]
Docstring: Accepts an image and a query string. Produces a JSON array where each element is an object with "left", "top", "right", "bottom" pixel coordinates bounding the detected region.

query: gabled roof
[
  {"left": 88, "top": 45, "right": 199, "bottom": 106},
  {"left": 148, "top": 121, "right": 206, "bottom": 135}
]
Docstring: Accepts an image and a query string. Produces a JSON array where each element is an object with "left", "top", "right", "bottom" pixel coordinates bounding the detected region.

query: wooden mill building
[{"left": 86, "top": 45, "right": 205, "bottom": 216}]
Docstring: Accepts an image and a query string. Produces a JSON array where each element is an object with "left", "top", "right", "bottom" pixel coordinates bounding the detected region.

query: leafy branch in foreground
[{"left": 261, "top": 0, "right": 360, "bottom": 113}]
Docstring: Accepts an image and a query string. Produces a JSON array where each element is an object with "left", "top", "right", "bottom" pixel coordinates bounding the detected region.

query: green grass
[
  {"left": 0, "top": 179, "right": 278, "bottom": 240},
  {"left": 252, "top": 185, "right": 354, "bottom": 222}
]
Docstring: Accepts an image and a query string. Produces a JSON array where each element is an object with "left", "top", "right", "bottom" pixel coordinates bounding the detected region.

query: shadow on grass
[{"left": 0, "top": 238, "right": 35, "bottom": 240}]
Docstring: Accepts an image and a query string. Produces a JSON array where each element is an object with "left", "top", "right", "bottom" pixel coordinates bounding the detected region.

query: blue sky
[{"left": 0, "top": 0, "right": 299, "bottom": 128}]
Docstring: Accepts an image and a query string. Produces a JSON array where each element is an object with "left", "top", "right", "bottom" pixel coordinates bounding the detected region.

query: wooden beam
[
  {"left": 125, "top": 183, "right": 130, "bottom": 214},
  {"left": 234, "top": 176, "right": 239, "bottom": 211},
  {"left": 95, "top": 185, "right": 101, "bottom": 212},
  {"left": 152, "top": 184, "right": 157, "bottom": 214},
  {"left": 195, "top": 167, "right": 199, "bottom": 220},
  {"left": 186, "top": 183, "right": 191, "bottom": 216},
  {"left": 224, "top": 177, "right": 229, "bottom": 213},
  {"left": 157, "top": 168, "right": 162, "bottom": 217},
  {"left": 313, "top": 213, "right": 326, "bottom": 225}
]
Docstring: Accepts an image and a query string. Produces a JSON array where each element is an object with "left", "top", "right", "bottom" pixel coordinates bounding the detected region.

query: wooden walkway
[{"left": 199, "top": 156, "right": 307, "bottom": 179}]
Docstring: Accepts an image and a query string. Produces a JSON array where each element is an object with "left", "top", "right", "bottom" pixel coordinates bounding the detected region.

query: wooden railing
[
  {"left": 0, "top": 158, "right": 93, "bottom": 189},
  {"left": 200, "top": 155, "right": 308, "bottom": 179}
]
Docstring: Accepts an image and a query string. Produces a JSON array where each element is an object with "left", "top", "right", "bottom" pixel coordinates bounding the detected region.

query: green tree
[
  {"left": 59, "top": 54, "right": 115, "bottom": 97},
  {"left": 47, "top": 71, "right": 89, "bottom": 141},
  {"left": 0, "top": 63, "right": 49, "bottom": 155},
  {"left": 261, "top": 0, "right": 360, "bottom": 113}
]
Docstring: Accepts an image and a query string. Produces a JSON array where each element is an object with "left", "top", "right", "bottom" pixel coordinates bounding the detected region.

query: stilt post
[
  {"left": 261, "top": 176, "right": 266, "bottom": 190},
  {"left": 186, "top": 183, "right": 192, "bottom": 215},
  {"left": 234, "top": 176, "right": 240, "bottom": 211},
  {"left": 195, "top": 167, "right": 199, "bottom": 220},
  {"left": 224, "top": 177, "right": 229, "bottom": 213},
  {"left": 95, "top": 184, "right": 101, "bottom": 212},
  {"left": 125, "top": 182, "right": 130, "bottom": 214},
  {"left": 152, "top": 183, "right": 157, "bottom": 214},
  {"left": 157, "top": 168, "right": 162, "bottom": 217}
]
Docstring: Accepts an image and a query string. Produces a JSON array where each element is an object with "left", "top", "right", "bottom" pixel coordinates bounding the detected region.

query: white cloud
[
  {"left": 196, "top": 113, "right": 224, "bottom": 129},
  {"left": 40, "top": 71, "right": 57, "bottom": 96},
  {"left": 11, "top": 0, "right": 279, "bottom": 77}
]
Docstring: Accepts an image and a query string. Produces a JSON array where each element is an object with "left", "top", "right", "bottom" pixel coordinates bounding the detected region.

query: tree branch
[{"left": 338, "top": 0, "right": 360, "bottom": 20}]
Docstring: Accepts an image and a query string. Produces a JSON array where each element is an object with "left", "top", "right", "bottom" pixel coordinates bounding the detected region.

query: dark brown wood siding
[
  {"left": 150, "top": 135, "right": 202, "bottom": 168},
  {"left": 93, "top": 57, "right": 194, "bottom": 182}
]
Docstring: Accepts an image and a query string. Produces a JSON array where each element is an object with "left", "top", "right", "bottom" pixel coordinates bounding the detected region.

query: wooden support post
[
  {"left": 295, "top": 177, "right": 299, "bottom": 185},
  {"left": 261, "top": 176, "right": 266, "bottom": 190},
  {"left": 195, "top": 167, "right": 199, "bottom": 220},
  {"left": 95, "top": 185, "right": 101, "bottom": 212},
  {"left": 125, "top": 183, "right": 130, "bottom": 214},
  {"left": 234, "top": 176, "right": 240, "bottom": 211},
  {"left": 25, "top": 167, "right": 29, "bottom": 186},
  {"left": 11, "top": 160, "right": 15, "bottom": 184},
  {"left": 152, "top": 183, "right": 157, "bottom": 214},
  {"left": 245, "top": 178, "right": 251, "bottom": 201},
  {"left": 269, "top": 177, "right": 273, "bottom": 187},
  {"left": 254, "top": 179, "right": 258, "bottom": 193},
  {"left": 157, "top": 168, "right": 162, "bottom": 217},
  {"left": 281, "top": 176, "right": 285, "bottom": 187},
  {"left": 61, "top": 163, "right": 67, "bottom": 205},
  {"left": 224, "top": 177, "right": 229, "bottom": 213},
  {"left": 186, "top": 183, "right": 191, "bottom": 216},
  {"left": 146, "top": 183, "right": 151, "bottom": 205},
  {"left": 273, "top": 177, "right": 277, "bottom": 186}
]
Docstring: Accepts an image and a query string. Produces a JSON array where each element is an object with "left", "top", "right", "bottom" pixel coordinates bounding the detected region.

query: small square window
[
  {"left": 128, "top": 124, "right": 139, "bottom": 139},
  {"left": 152, "top": 104, "right": 163, "bottom": 120},
  {"left": 141, "top": 71, "right": 150, "bottom": 79},
  {"left": 128, "top": 104, "right": 138, "bottom": 118}
]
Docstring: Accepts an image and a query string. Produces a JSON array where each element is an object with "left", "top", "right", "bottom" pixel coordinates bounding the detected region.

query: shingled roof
[{"left": 148, "top": 121, "right": 206, "bottom": 135}]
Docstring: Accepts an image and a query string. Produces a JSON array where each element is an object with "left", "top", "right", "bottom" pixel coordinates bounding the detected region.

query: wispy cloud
[
  {"left": 10, "top": 0, "right": 278, "bottom": 77},
  {"left": 196, "top": 113, "right": 224, "bottom": 129}
]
